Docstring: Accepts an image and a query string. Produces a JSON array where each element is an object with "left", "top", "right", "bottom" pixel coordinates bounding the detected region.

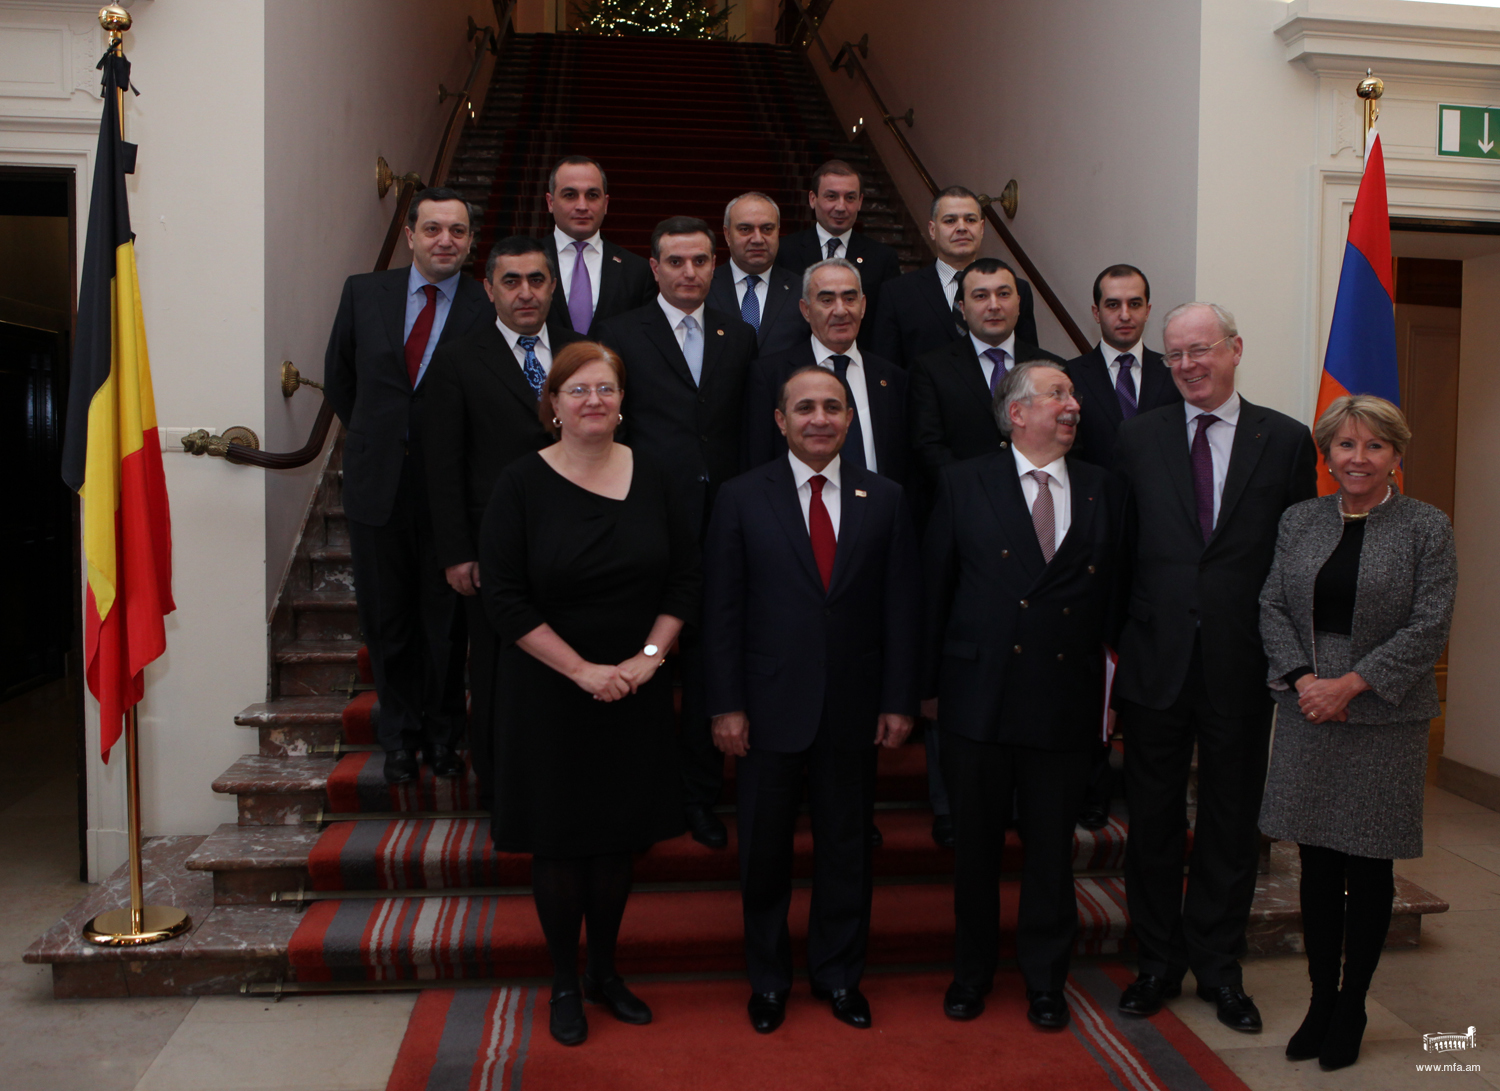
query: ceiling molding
[{"left": 1276, "top": 0, "right": 1500, "bottom": 81}]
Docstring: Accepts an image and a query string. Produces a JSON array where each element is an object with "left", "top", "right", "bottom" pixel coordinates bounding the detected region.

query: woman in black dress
[{"left": 479, "top": 341, "right": 698, "bottom": 1046}]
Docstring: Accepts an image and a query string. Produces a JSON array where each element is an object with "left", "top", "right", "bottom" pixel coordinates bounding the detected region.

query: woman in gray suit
[{"left": 1258, "top": 395, "right": 1456, "bottom": 1072}]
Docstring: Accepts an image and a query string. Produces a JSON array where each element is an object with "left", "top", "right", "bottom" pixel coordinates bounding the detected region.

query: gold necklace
[{"left": 1338, "top": 484, "right": 1393, "bottom": 523}]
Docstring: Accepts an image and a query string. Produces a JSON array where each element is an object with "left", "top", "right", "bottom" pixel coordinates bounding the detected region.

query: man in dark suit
[
  {"left": 925, "top": 360, "right": 1124, "bottom": 1031},
  {"left": 706, "top": 364, "right": 920, "bottom": 1035},
  {"left": 1112, "top": 302, "right": 1317, "bottom": 1031},
  {"left": 1069, "top": 264, "right": 1181, "bottom": 470},
  {"left": 324, "top": 187, "right": 493, "bottom": 784},
  {"left": 742, "top": 258, "right": 908, "bottom": 485},
  {"left": 418, "top": 236, "right": 586, "bottom": 807},
  {"left": 1066, "top": 264, "right": 1183, "bottom": 832},
  {"left": 539, "top": 155, "right": 655, "bottom": 336},
  {"left": 774, "top": 159, "right": 901, "bottom": 342},
  {"left": 870, "top": 187, "right": 1039, "bottom": 368},
  {"left": 594, "top": 216, "right": 759, "bottom": 850},
  {"left": 707, "top": 192, "right": 808, "bottom": 358}
]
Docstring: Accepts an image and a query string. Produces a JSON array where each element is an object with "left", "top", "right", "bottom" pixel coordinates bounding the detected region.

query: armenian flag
[
  {"left": 59, "top": 48, "right": 174, "bottom": 761},
  {"left": 1315, "top": 129, "right": 1399, "bottom": 494}
]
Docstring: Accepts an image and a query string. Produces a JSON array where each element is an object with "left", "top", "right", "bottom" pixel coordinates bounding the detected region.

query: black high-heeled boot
[
  {"left": 1286, "top": 989, "right": 1339, "bottom": 1061},
  {"left": 1318, "top": 988, "right": 1367, "bottom": 1070},
  {"left": 1288, "top": 845, "right": 1346, "bottom": 1061}
]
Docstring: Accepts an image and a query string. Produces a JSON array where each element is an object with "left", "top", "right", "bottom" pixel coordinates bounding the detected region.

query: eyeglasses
[
  {"left": 1162, "top": 335, "right": 1231, "bottom": 367},
  {"left": 1023, "top": 386, "right": 1077, "bottom": 404},
  {"left": 561, "top": 383, "right": 621, "bottom": 399}
]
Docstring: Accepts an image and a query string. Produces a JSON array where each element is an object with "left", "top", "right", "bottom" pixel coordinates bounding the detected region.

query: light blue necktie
[
  {"left": 682, "top": 315, "right": 703, "bottom": 386},
  {"left": 517, "top": 335, "right": 545, "bottom": 399},
  {"left": 740, "top": 275, "right": 762, "bottom": 332}
]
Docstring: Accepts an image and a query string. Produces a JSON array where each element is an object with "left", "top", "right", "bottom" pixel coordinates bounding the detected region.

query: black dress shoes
[
  {"left": 811, "top": 984, "right": 872, "bottom": 1029},
  {"left": 1026, "top": 989, "right": 1071, "bottom": 1029},
  {"left": 1118, "top": 973, "right": 1182, "bottom": 1016},
  {"left": 583, "top": 974, "right": 652, "bottom": 1025},
  {"left": 383, "top": 748, "right": 418, "bottom": 785},
  {"left": 426, "top": 742, "right": 463, "bottom": 779},
  {"left": 943, "top": 982, "right": 988, "bottom": 1021},
  {"left": 1197, "top": 984, "right": 1263, "bottom": 1032},
  {"left": 1076, "top": 802, "right": 1110, "bottom": 831},
  {"left": 931, "top": 814, "right": 955, "bottom": 849},
  {"left": 685, "top": 806, "right": 728, "bottom": 849},
  {"left": 747, "top": 990, "right": 788, "bottom": 1034},
  {"left": 867, "top": 823, "right": 883, "bottom": 849},
  {"left": 548, "top": 989, "right": 588, "bottom": 1046}
]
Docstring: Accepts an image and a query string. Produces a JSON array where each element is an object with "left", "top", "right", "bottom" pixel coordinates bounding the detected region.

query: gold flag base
[{"left": 83, "top": 905, "right": 192, "bottom": 947}]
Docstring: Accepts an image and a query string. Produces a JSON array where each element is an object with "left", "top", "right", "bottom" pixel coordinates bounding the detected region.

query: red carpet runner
[{"left": 384, "top": 966, "right": 1251, "bottom": 1091}]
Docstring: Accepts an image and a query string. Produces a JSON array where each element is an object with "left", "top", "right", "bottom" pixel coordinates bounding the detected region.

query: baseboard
[{"left": 1436, "top": 756, "right": 1500, "bottom": 813}]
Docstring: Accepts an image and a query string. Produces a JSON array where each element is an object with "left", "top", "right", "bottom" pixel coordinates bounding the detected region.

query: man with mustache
[
  {"left": 707, "top": 192, "right": 809, "bottom": 358},
  {"left": 923, "top": 360, "right": 1124, "bottom": 1031}
]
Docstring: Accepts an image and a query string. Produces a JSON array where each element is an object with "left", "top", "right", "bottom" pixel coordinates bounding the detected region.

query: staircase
[{"left": 24, "top": 32, "right": 1449, "bottom": 999}]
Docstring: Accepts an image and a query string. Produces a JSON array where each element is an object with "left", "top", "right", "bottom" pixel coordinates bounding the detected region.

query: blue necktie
[
  {"left": 1114, "top": 352, "right": 1139, "bottom": 418},
  {"left": 517, "top": 335, "right": 545, "bottom": 399},
  {"left": 983, "top": 347, "right": 1009, "bottom": 395},
  {"left": 829, "top": 354, "right": 867, "bottom": 470},
  {"left": 740, "top": 275, "right": 762, "bottom": 332},
  {"left": 681, "top": 316, "right": 703, "bottom": 386}
]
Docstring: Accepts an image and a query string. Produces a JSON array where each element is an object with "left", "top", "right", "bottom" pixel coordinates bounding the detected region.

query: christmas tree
[{"left": 573, "top": 0, "right": 732, "bottom": 39}]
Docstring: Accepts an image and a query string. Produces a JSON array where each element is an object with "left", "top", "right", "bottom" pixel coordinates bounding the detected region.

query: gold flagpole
[
  {"left": 1358, "top": 68, "right": 1384, "bottom": 155},
  {"left": 82, "top": 2, "right": 191, "bottom": 949}
]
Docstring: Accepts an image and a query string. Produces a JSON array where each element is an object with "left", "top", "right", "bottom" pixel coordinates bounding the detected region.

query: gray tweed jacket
[{"left": 1259, "top": 491, "right": 1456, "bottom": 723}]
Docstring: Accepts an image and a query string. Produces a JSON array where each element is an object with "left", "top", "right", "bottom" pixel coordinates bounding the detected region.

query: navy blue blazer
[
  {"left": 704, "top": 457, "right": 921, "bottom": 752},
  {"left": 869, "top": 263, "right": 1040, "bottom": 369},
  {"left": 707, "top": 264, "right": 809, "bottom": 358}
]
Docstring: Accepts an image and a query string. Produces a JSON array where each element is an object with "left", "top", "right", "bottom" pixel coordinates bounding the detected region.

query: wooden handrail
[
  {"left": 782, "top": 0, "right": 1091, "bottom": 355},
  {"left": 221, "top": 8, "right": 511, "bottom": 470}
]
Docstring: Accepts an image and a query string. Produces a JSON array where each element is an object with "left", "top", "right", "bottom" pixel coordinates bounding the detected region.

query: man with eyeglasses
[
  {"left": 1111, "top": 302, "right": 1316, "bottom": 1032},
  {"left": 923, "top": 359, "right": 1124, "bottom": 1031},
  {"left": 594, "top": 215, "right": 758, "bottom": 851},
  {"left": 419, "top": 236, "right": 587, "bottom": 807},
  {"left": 325, "top": 186, "right": 493, "bottom": 785}
]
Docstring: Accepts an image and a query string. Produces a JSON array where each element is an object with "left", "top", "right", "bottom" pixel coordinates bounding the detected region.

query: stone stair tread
[
  {"left": 186, "top": 823, "right": 321, "bottom": 872},
  {"left": 286, "top": 591, "right": 358, "bottom": 609},
  {"left": 307, "top": 546, "right": 352, "bottom": 563},
  {"left": 211, "top": 754, "right": 339, "bottom": 795},
  {"left": 276, "top": 640, "right": 359, "bottom": 664},
  {"left": 235, "top": 696, "right": 348, "bottom": 727}
]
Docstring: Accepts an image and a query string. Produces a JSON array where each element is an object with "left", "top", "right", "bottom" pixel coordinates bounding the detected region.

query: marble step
[
  {"left": 287, "top": 591, "right": 360, "bottom": 643},
  {"left": 275, "top": 639, "right": 361, "bottom": 697},
  {"left": 235, "top": 695, "right": 349, "bottom": 756}
]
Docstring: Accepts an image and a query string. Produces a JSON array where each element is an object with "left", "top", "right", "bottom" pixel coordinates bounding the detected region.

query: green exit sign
[{"left": 1438, "top": 104, "right": 1500, "bottom": 159}]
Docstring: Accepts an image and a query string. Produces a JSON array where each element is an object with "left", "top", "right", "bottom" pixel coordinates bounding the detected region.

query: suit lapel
[
  {"left": 1210, "top": 399, "right": 1269, "bottom": 544},
  {"left": 1138, "top": 350, "right": 1174, "bottom": 411},
  {"left": 596, "top": 239, "right": 626, "bottom": 319},
  {"left": 765, "top": 460, "right": 825, "bottom": 593},
  {"left": 476, "top": 324, "right": 544, "bottom": 412},
  {"left": 642, "top": 305, "right": 697, "bottom": 390},
  {"left": 918, "top": 264, "right": 953, "bottom": 324},
  {"left": 1078, "top": 347, "right": 1125, "bottom": 428},
  {"left": 978, "top": 451, "right": 1047, "bottom": 583},
  {"left": 1152, "top": 406, "right": 1201, "bottom": 534},
  {"left": 954, "top": 339, "right": 993, "bottom": 416},
  {"left": 438, "top": 278, "right": 485, "bottom": 346},
  {"left": 698, "top": 308, "right": 732, "bottom": 396},
  {"left": 826, "top": 461, "right": 868, "bottom": 599},
  {"left": 382, "top": 268, "right": 409, "bottom": 367},
  {"left": 1050, "top": 464, "right": 1099, "bottom": 570},
  {"left": 707, "top": 266, "right": 736, "bottom": 316},
  {"left": 758, "top": 270, "right": 796, "bottom": 345}
]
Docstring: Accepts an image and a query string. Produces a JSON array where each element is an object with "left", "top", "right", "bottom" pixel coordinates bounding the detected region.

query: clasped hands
[
  {"left": 710, "top": 711, "right": 913, "bottom": 758},
  {"left": 1293, "top": 671, "right": 1370, "bottom": 724},
  {"left": 571, "top": 651, "right": 665, "bottom": 702}
]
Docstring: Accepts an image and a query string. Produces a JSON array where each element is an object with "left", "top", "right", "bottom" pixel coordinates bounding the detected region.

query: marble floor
[{"left": 5, "top": 679, "right": 1498, "bottom": 1090}]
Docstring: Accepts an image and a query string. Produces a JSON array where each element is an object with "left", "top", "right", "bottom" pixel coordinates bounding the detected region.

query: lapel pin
[
  {"left": 855, "top": 489, "right": 867, "bottom": 498},
  {"left": 612, "top": 255, "right": 622, "bottom": 263},
  {"left": 716, "top": 328, "right": 724, "bottom": 336},
  {"left": 879, "top": 379, "right": 888, "bottom": 387},
  {"left": 856, "top": 256, "right": 864, "bottom": 263}
]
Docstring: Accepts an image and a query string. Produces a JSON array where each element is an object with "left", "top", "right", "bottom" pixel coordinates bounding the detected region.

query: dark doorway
[{"left": 0, "top": 166, "right": 85, "bottom": 879}]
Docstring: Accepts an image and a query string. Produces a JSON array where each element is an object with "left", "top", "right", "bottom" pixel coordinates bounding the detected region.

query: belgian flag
[{"left": 59, "top": 48, "right": 174, "bottom": 761}]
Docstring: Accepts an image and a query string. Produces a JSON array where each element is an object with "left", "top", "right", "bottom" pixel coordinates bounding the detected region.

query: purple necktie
[
  {"left": 983, "top": 347, "right": 1009, "bottom": 394},
  {"left": 568, "top": 239, "right": 593, "bottom": 334},
  {"left": 1114, "top": 352, "right": 1138, "bottom": 418},
  {"left": 1191, "top": 414, "right": 1220, "bottom": 542},
  {"left": 1029, "top": 470, "right": 1056, "bottom": 563}
]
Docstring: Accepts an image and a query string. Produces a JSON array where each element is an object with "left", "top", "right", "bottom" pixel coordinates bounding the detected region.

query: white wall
[{"left": 262, "top": 0, "right": 494, "bottom": 612}]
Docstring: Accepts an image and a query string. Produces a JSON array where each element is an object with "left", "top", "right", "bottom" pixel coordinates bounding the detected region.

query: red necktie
[
  {"left": 404, "top": 284, "right": 439, "bottom": 387},
  {"left": 809, "top": 474, "right": 836, "bottom": 591}
]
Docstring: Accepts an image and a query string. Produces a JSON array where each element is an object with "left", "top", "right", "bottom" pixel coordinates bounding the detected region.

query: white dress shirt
[
  {"left": 496, "top": 318, "right": 552, "bottom": 377},
  {"left": 404, "top": 264, "right": 461, "bottom": 385},
  {"left": 657, "top": 296, "right": 708, "bottom": 353},
  {"left": 971, "top": 331, "right": 1018, "bottom": 389},
  {"left": 811, "top": 336, "right": 878, "bottom": 472},
  {"left": 1012, "top": 445, "right": 1071, "bottom": 552},
  {"left": 729, "top": 260, "right": 770, "bottom": 316},
  {"left": 936, "top": 259, "right": 963, "bottom": 306},
  {"left": 815, "top": 222, "right": 854, "bottom": 260},
  {"left": 1101, "top": 339, "right": 1145, "bottom": 393},
  {"left": 1185, "top": 392, "right": 1241, "bottom": 529},
  {"left": 553, "top": 226, "right": 603, "bottom": 312},
  {"left": 790, "top": 450, "right": 842, "bottom": 538}
]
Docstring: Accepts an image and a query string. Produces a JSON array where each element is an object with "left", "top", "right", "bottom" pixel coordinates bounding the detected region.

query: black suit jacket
[
  {"left": 741, "top": 343, "right": 909, "bottom": 486},
  {"left": 707, "top": 264, "right": 809, "bottom": 358},
  {"left": 870, "top": 263, "right": 1040, "bottom": 369},
  {"left": 704, "top": 457, "right": 920, "bottom": 752},
  {"left": 1113, "top": 398, "right": 1318, "bottom": 716},
  {"left": 908, "top": 335, "right": 1065, "bottom": 490},
  {"left": 417, "top": 320, "right": 587, "bottom": 570},
  {"left": 593, "top": 301, "right": 759, "bottom": 532},
  {"left": 324, "top": 266, "right": 492, "bottom": 526},
  {"left": 1067, "top": 345, "right": 1181, "bottom": 470},
  {"left": 775, "top": 228, "right": 901, "bottom": 344},
  {"left": 923, "top": 450, "right": 1125, "bottom": 749},
  {"left": 540, "top": 234, "right": 655, "bottom": 335}
]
